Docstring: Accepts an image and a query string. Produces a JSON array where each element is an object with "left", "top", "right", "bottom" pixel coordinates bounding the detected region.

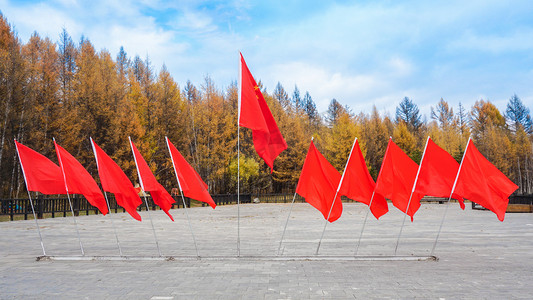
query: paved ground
[{"left": 0, "top": 202, "right": 532, "bottom": 299}]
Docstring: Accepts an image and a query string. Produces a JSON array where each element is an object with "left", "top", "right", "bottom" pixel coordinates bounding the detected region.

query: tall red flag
[
  {"left": 414, "top": 138, "right": 465, "bottom": 209},
  {"left": 129, "top": 138, "right": 176, "bottom": 221},
  {"left": 296, "top": 140, "right": 343, "bottom": 222},
  {"left": 54, "top": 141, "right": 108, "bottom": 215},
  {"left": 91, "top": 138, "right": 142, "bottom": 221},
  {"left": 338, "top": 139, "right": 388, "bottom": 219},
  {"left": 239, "top": 53, "right": 287, "bottom": 171},
  {"left": 454, "top": 139, "right": 518, "bottom": 221},
  {"left": 374, "top": 138, "right": 423, "bottom": 221},
  {"left": 14, "top": 140, "right": 67, "bottom": 195},
  {"left": 166, "top": 137, "right": 216, "bottom": 209}
]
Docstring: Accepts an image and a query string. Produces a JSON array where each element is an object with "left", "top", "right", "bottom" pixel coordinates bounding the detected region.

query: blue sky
[{"left": 1, "top": 0, "right": 532, "bottom": 117}]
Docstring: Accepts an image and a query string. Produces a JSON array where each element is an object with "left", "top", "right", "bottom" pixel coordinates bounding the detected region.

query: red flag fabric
[
  {"left": 338, "top": 139, "right": 388, "bottom": 219},
  {"left": 14, "top": 140, "right": 67, "bottom": 195},
  {"left": 130, "top": 139, "right": 175, "bottom": 221},
  {"left": 239, "top": 53, "right": 287, "bottom": 171},
  {"left": 296, "top": 140, "right": 343, "bottom": 222},
  {"left": 454, "top": 139, "right": 518, "bottom": 221},
  {"left": 414, "top": 138, "right": 465, "bottom": 209},
  {"left": 54, "top": 141, "right": 108, "bottom": 215},
  {"left": 91, "top": 138, "right": 142, "bottom": 221},
  {"left": 374, "top": 138, "right": 423, "bottom": 221},
  {"left": 166, "top": 137, "right": 216, "bottom": 209}
]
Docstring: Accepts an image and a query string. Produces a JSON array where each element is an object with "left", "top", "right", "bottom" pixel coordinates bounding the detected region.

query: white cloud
[
  {"left": 1, "top": 0, "right": 532, "bottom": 117},
  {"left": 447, "top": 28, "right": 533, "bottom": 54},
  {"left": 263, "top": 61, "right": 384, "bottom": 112}
]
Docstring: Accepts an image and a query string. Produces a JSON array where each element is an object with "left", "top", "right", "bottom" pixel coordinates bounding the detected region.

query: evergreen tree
[
  {"left": 273, "top": 82, "right": 290, "bottom": 110},
  {"left": 396, "top": 97, "right": 422, "bottom": 132},
  {"left": 292, "top": 85, "right": 302, "bottom": 111},
  {"left": 505, "top": 94, "right": 533, "bottom": 134},
  {"left": 302, "top": 91, "right": 320, "bottom": 128}
]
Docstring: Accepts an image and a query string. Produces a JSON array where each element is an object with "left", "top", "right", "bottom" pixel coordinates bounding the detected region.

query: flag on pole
[
  {"left": 414, "top": 138, "right": 465, "bottom": 209},
  {"left": 239, "top": 53, "right": 287, "bottom": 171},
  {"left": 129, "top": 138, "right": 176, "bottom": 221},
  {"left": 454, "top": 139, "right": 518, "bottom": 221},
  {"left": 374, "top": 138, "right": 423, "bottom": 221},
  {"left": 296, "top": 140, "right": 343, "bottom": 222},
  {"left": 338, "top": 139, "right": 388, "bottom": 219},
  {"left": 54, "top": 141, "right": 108, "bottom": 215},
  {"left": 14, "top": 140, "right": 67, "bottom": 195},
  {"left": 166, "top": 137, "right": 216, "bottom": 208},
  {"left": 91, "top": 138, "right": 142, "bottom": 221}
]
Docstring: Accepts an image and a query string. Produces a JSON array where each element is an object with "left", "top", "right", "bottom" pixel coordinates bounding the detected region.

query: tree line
[{"left": 1, "top": 14, "right": 532, "bottom": 198}]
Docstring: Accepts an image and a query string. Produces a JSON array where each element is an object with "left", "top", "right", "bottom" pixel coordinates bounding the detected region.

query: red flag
[
  {"left": 374, "top": 138, "right": 423, "bottom": 221},
  {"left": 296, "top": 140, "right": 343, "bottom": 222},
  {"left": 14, "top": 140, "right": 67, "bottom": 195},
  {"left": 129, "top": 138, "right": 176, "bottom": 221},
  {"left": 454, "top": 139, "right": 518, "bottom": 221},
  {"left": 54, "top": 141, "right": 108, "bottom": 215},
  {"left": 239, "top": 53, "right": 287, "bottom": 171},
  {"left": 166, "top": 137, "right": 216, "bottom": 209},
  {"left": 91, "top": 138, "right": 142, "bottom": 221},
  {"left": 414, "top": 138, "right": 465, "bottom": 209},
  {"left": 338, "top": 139, "right": 388, "bottom": 219}
]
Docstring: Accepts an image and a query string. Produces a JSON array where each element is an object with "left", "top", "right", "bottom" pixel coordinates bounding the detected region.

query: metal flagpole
[
  {"left": 316, "top": 137, "right": 358, "bottom": 255},
  {"left": 237, "top": 125, "right": 241, "bottom": 257},
  {"left": 90, "top": 137, "right": 122, "bottom": 256},
  {"left": 55, "top": 138, "right": 84, "bottom": 256},
  {"left": 165, "top": 136, "right": 200, "bottom": 258},
  {"left": 394, "top": 136, "right": 430, "bottom": 256},
  {"left": 354, "top": 190, "right": 375, "bottom": 256},
  {"left": 430, "top": 136, "right": 471, "bottom": 256},
  {"left": 143, "top": 196, "right": 162, "bottom": 256},
  {"left": 355, "top": 137, "right": 393, "bottom": 255},
  {"left": 178, "top": 192, "right": 200, "bottom": 257},
  {"left": 129, "top": 137, "right": 162, "bottom": 256},
  {"left": 65, "top": 193, "right": 84, "bottom": 255},
  {"left": 237, "top": 53, "right": 242, "bottom": 257},
  {"left": 104, "top": 192, "right": 122, "bottom": 256},
  {"left": 14, "top": 140, "right": 46, "bottom": 256},
  {"left": 26, "top": 191, "right": 46, "bottom": 256},
  {"left": 277, "top": 192, "right": 298, "bottom": 255}
]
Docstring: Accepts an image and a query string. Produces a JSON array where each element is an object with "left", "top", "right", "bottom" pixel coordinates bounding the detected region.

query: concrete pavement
[{"left": 1, "top": 202, "right": 532, "bottom": 299}]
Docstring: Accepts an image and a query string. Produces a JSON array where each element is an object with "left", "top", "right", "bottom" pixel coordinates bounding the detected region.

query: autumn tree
[
  {"left": 325, "top": 98, "right": 346, "bottom": 127},
  {"left": 359, "top": 106, "right": 389, "bottom": 179},
  {"left": 323, "top": 110, "right": 359, "bottom": 171},
  {"left": 0, "top": 14, "right": 27, "bottom": 197},
  {"left": 456, "top": 102, "right": 469, "bottom": 137}
]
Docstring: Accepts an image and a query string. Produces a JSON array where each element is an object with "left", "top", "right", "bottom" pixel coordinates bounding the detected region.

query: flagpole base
[{"left": 37, "top": 255, "right": 437, "bottom": 262}]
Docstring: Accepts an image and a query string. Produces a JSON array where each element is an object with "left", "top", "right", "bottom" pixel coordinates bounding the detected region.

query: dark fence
[
  {"left": 0, "top": 193, "right": 481, "bottom": 221},
  {"left": 0, "top": 193, "right": 258, "bottom": 221},
  {"left": 471, "top": 194, "right": 533, "bottom": 210}
]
